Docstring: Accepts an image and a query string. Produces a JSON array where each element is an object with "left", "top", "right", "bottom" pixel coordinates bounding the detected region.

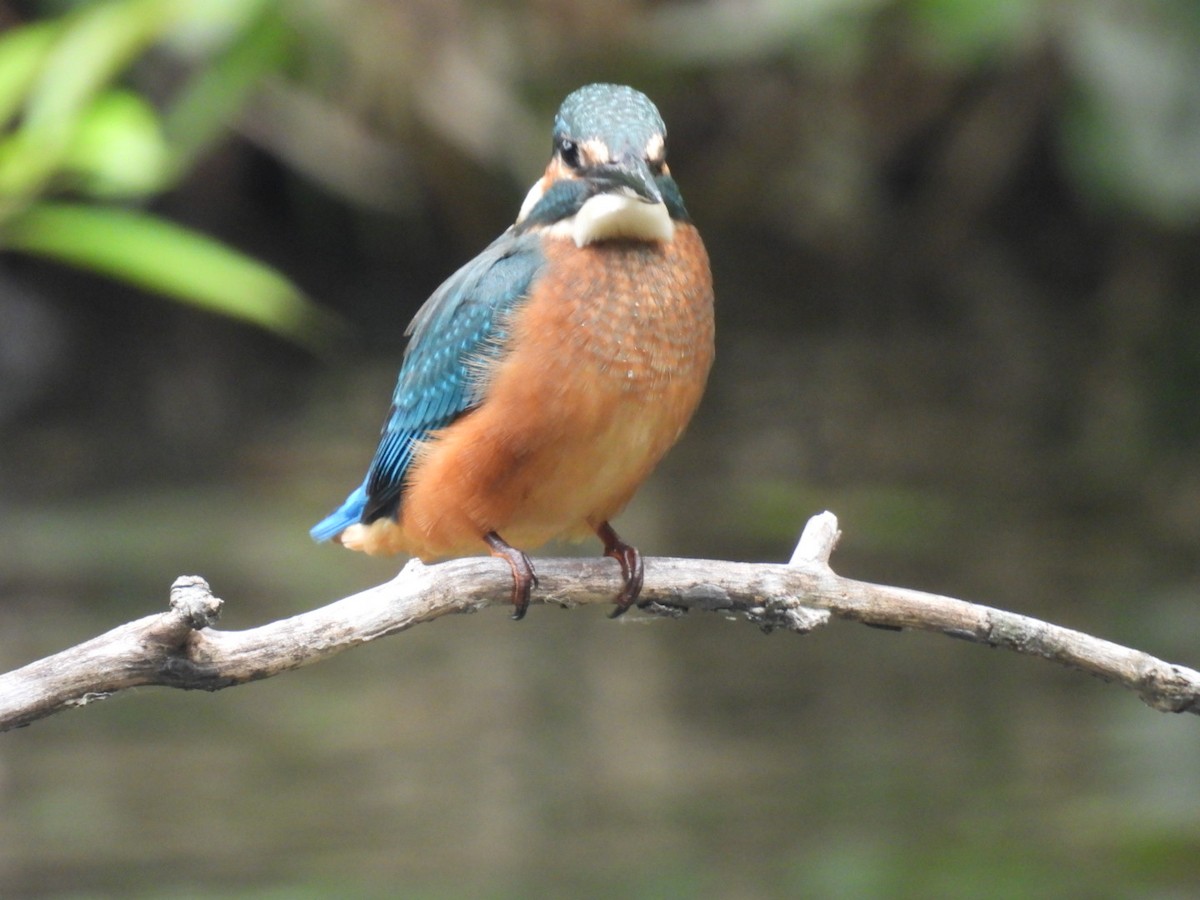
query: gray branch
[{"left": 1, "top": 512, "right": 1197, "bottom": 731}]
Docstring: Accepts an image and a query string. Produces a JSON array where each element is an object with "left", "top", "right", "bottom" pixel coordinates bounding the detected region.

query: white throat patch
[
  {"left": 516, "top": 181, "right": 676, "bottom": 247},
  {"left": 567, "top": 192, "right": 675, "bottom": 247}
]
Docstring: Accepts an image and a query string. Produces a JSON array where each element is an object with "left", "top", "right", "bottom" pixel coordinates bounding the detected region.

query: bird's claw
[
  {"left": 598, "top": 522, "right": 645, "bottom": 618},
  {"left": 484, "top": 532, "right": 539, "bottom": 620}
]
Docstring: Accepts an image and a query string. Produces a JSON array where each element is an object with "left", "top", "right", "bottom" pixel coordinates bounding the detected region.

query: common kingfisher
[{"left": 312, "top": 83, "right": 715, "bottom": 619}]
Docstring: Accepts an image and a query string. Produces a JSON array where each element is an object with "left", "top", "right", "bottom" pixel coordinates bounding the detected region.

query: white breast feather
[
  {"left": 567, "top": 193, "right": 674, "bottom": 247},
  {"left": 516, "top": 180, "right": 676, "bottom": 247}
]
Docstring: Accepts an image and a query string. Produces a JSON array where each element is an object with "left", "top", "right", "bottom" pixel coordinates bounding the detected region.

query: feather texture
[{"left": 310, "top": 231, "right": 545, "bottom": 539}]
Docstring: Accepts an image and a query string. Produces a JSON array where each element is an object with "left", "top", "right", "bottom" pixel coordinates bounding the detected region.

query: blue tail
[{"left": 310, "top": 482, "right": 368, "bottom": 542}]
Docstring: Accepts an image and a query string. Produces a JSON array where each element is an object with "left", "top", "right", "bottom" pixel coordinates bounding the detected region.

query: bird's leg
[
  {"left": 596, "top": 521, "right": 645, "bottom": 618},
  {"left": 484, "top": 531, "right": 538, "bottom": 620}
]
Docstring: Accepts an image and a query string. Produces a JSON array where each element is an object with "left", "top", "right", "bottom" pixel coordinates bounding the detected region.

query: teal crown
[{"left": 553, "top": 84, "right": 666, "bottom": 155}]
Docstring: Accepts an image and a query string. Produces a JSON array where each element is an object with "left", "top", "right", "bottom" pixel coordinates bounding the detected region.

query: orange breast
[{"left": 352, "top": 223, "right": 714, "bottom": 560}]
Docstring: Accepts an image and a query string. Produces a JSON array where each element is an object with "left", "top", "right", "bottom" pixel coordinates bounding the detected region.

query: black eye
[{"left": 558, "top": 138, "right": 581, "bottom": 169}]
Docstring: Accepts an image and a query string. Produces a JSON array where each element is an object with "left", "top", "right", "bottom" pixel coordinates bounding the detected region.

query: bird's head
[{"left": 516, "top": 84, "right": 687, "bottom": 246}]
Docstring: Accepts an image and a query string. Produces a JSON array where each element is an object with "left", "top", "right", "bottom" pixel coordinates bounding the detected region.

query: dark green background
[{"left": 1, "top": 1, "right": 1198, "bottom": 896}]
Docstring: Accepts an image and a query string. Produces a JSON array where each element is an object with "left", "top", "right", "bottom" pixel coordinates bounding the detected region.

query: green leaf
[
  {"left": 162, "top": 7, "right": 292, "bottom": 177},
  {"left": 2, "top": 202, "right": 342, "bottom": 349},
  {"left": 161, "top": 0, "right": 277, "bottom": 55},
  {"left": 0, "top": 128, "right": 62, "bottom": 214},
  {"left": 22, "top": 0, "right": 184, "bottom": 133},
  {"left": 0, "top": 0, "right": 191, "bottom": 210},
  {"left": 64, "top": 89, "right": 170, "bottom": 197},
  {"left": 0, "top": 21, "right": 62, "bottom": 130}
]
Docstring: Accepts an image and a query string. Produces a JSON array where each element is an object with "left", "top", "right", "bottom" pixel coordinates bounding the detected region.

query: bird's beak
[{"left": 593, "top": 154, "right": 663, "bottom": 205}]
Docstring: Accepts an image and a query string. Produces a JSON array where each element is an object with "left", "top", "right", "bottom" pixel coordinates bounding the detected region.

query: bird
[{"left": 311, "top": 83, "right": 715, "bottom": 620}]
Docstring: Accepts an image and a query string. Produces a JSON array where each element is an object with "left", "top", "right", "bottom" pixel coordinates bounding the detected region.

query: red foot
[
  {"left": 597, "top": 521, "right": 644, "bottom": 618},
  {"left": 484, "top": 531, "right": 538, "bottom": 620}
]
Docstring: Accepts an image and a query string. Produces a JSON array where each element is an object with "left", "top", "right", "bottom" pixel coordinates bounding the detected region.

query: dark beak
[{"left": 593, "top": 154, "right": 663, "bottom": 204}]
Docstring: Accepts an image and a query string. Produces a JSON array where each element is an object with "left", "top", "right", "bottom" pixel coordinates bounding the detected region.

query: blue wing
[{"left": 311, "top": 229, "right": 545, "bottom": 541}]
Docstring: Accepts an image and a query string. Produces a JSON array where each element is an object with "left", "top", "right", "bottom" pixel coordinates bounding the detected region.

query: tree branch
[{"left": 1, "top": 512, "right": 1197, "bottom": 731}]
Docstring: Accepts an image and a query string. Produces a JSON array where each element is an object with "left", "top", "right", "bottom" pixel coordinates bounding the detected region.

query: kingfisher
[{"left": 311, "top": 83, "right": 715, "bottom": 619}]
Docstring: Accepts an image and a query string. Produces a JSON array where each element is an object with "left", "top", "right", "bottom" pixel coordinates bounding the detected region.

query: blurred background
[{"left": 1, "top": 0, "right": 1199, "bottom": 896}]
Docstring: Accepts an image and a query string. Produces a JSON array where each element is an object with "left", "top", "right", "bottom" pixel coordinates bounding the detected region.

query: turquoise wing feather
[{"left": 311, "top": 230, "right": 544, "bottom": 540}]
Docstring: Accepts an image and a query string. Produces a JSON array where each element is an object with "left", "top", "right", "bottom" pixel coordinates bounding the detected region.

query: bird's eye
[{"left": 558, "top": 138, "right": 581, "bottom": 169}]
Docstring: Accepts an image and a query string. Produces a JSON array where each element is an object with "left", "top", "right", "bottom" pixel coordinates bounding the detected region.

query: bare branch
[{"left": 1, "top": 512, "right": 1197, "bottom": 731}]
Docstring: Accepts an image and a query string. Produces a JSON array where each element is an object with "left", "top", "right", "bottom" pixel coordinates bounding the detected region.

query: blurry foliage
[
  {"left": 3, "top": 0, "right": 1200, "bottom": 349},
  {"left": 0, "top": 0, "right": 338, "bottom": 348},
  {"left": 0, "top": 0, "right": 1199, "bottom": 496},
  {"left": 1061, "top": 4, "right": 1200, "bottom": 223},
  {"left": 2, "top": 5, "right": 1200, "bottom": 895}
]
